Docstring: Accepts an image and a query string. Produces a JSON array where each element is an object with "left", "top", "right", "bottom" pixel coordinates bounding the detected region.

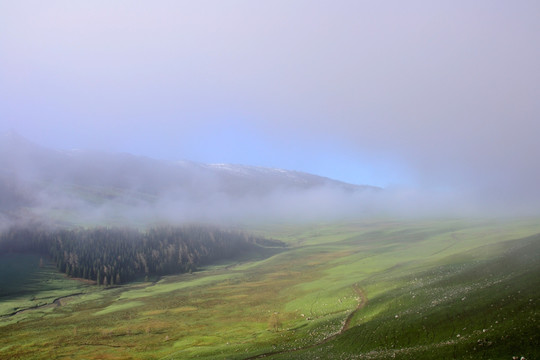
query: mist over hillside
[{"left": 0, "top": 132, "right": 385, "bottom": 227}]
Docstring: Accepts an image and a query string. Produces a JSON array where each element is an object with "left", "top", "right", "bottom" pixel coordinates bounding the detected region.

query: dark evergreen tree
[{"left": 0, "top": 225, "right": 284, "bottom": 285}]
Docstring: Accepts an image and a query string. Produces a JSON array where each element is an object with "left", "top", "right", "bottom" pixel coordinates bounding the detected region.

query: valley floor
[{"left": 1, "top": 218, "right": 539, "bottom": 359}]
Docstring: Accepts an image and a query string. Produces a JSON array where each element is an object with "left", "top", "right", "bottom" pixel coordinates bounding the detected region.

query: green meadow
[{"left": 1, "top": 218, "right": 539, "bottom": 359}]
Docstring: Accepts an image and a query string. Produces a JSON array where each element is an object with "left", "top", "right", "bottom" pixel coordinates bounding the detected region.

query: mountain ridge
[{"left": 0, "top": 132, "right": 380, "bottom": 226}]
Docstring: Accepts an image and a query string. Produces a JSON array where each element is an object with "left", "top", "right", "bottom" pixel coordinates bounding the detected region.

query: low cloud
[
  {"left": 1, "top": 2, "right": 539, "bottom": 217},
  {"left": 1, "top": 181, "right": 515, "bottom": 231}
]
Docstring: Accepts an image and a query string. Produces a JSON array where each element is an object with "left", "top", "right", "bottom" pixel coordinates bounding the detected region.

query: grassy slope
[
  {"left": 0, "top": 218, "right": 539, "bottom": 359},
  {"left": 0, "top": 254, "right": 91, "bottom": 319},
  {"left": 274, "top": 232, "right": 540, "bottom": 360}
]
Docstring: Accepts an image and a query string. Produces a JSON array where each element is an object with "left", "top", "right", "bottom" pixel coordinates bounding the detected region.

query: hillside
[
  {"left": 0, "top": 132, "right": 379, "bottom": 226},
  {"left": 1, "top": 219, "right": 539, "bottom": 359}
]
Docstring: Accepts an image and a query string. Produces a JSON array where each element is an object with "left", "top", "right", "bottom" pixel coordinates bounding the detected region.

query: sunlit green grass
[
  {"left": 1, "top": 218, "right": 539, "bottom": 359},
  {"left": 0, "top": 253, "right": 91, "bottom": 320}
]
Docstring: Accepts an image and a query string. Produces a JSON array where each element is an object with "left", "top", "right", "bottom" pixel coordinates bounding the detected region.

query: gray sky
[{"left": 1, "top": 1, "right": 539, "bottom": 214}]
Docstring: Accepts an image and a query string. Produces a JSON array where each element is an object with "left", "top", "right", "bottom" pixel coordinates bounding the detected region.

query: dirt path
[
  {"left": 341, "top": 284, "right": 367, "bottom": 333},
  {"left": 244, "top": 284, "right": 367, "bottom": 359},
  {"left": 431, "top": 232, "right": 464, "bottom": 256}
]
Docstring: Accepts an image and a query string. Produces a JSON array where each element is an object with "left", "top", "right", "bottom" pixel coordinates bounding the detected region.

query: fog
[
  {"left": 0, "top": 176, "right": 472, "bottom": 230},
  {"left": 1, "top": 1, "right": 540, "bottom": 223},
  {"left": 0, "top": 132, "right": 515, "bottom": 231}
]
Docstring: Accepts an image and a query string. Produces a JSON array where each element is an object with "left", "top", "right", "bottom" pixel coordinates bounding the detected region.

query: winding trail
[
  {"left": 341, "top": 284, "right": 367, "bottom": 333},
  {"left": 243, "top": 284, "right": 367, "bottom": 359}
]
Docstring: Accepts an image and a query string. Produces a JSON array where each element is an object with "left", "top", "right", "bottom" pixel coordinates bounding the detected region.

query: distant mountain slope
[{"left": 0, "top": 132, "right": 379, "bottom": 226}]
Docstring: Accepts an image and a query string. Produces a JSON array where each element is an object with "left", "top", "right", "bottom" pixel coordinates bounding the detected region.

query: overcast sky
[{"left": 1, "top": 1, "right": 539, "bottom": 213}]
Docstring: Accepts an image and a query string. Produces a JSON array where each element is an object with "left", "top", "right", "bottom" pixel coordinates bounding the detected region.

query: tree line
[{"left": 0, "top": 225, "right": 284, "bottom": 285}]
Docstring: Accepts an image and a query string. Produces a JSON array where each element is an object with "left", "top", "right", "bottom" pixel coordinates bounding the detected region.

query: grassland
[
  {"left": 0, "top": 254, "right": 91, "bottom": 321},
  {"left": 1, "top": 218, "right": 539, "bottom": 359}
]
